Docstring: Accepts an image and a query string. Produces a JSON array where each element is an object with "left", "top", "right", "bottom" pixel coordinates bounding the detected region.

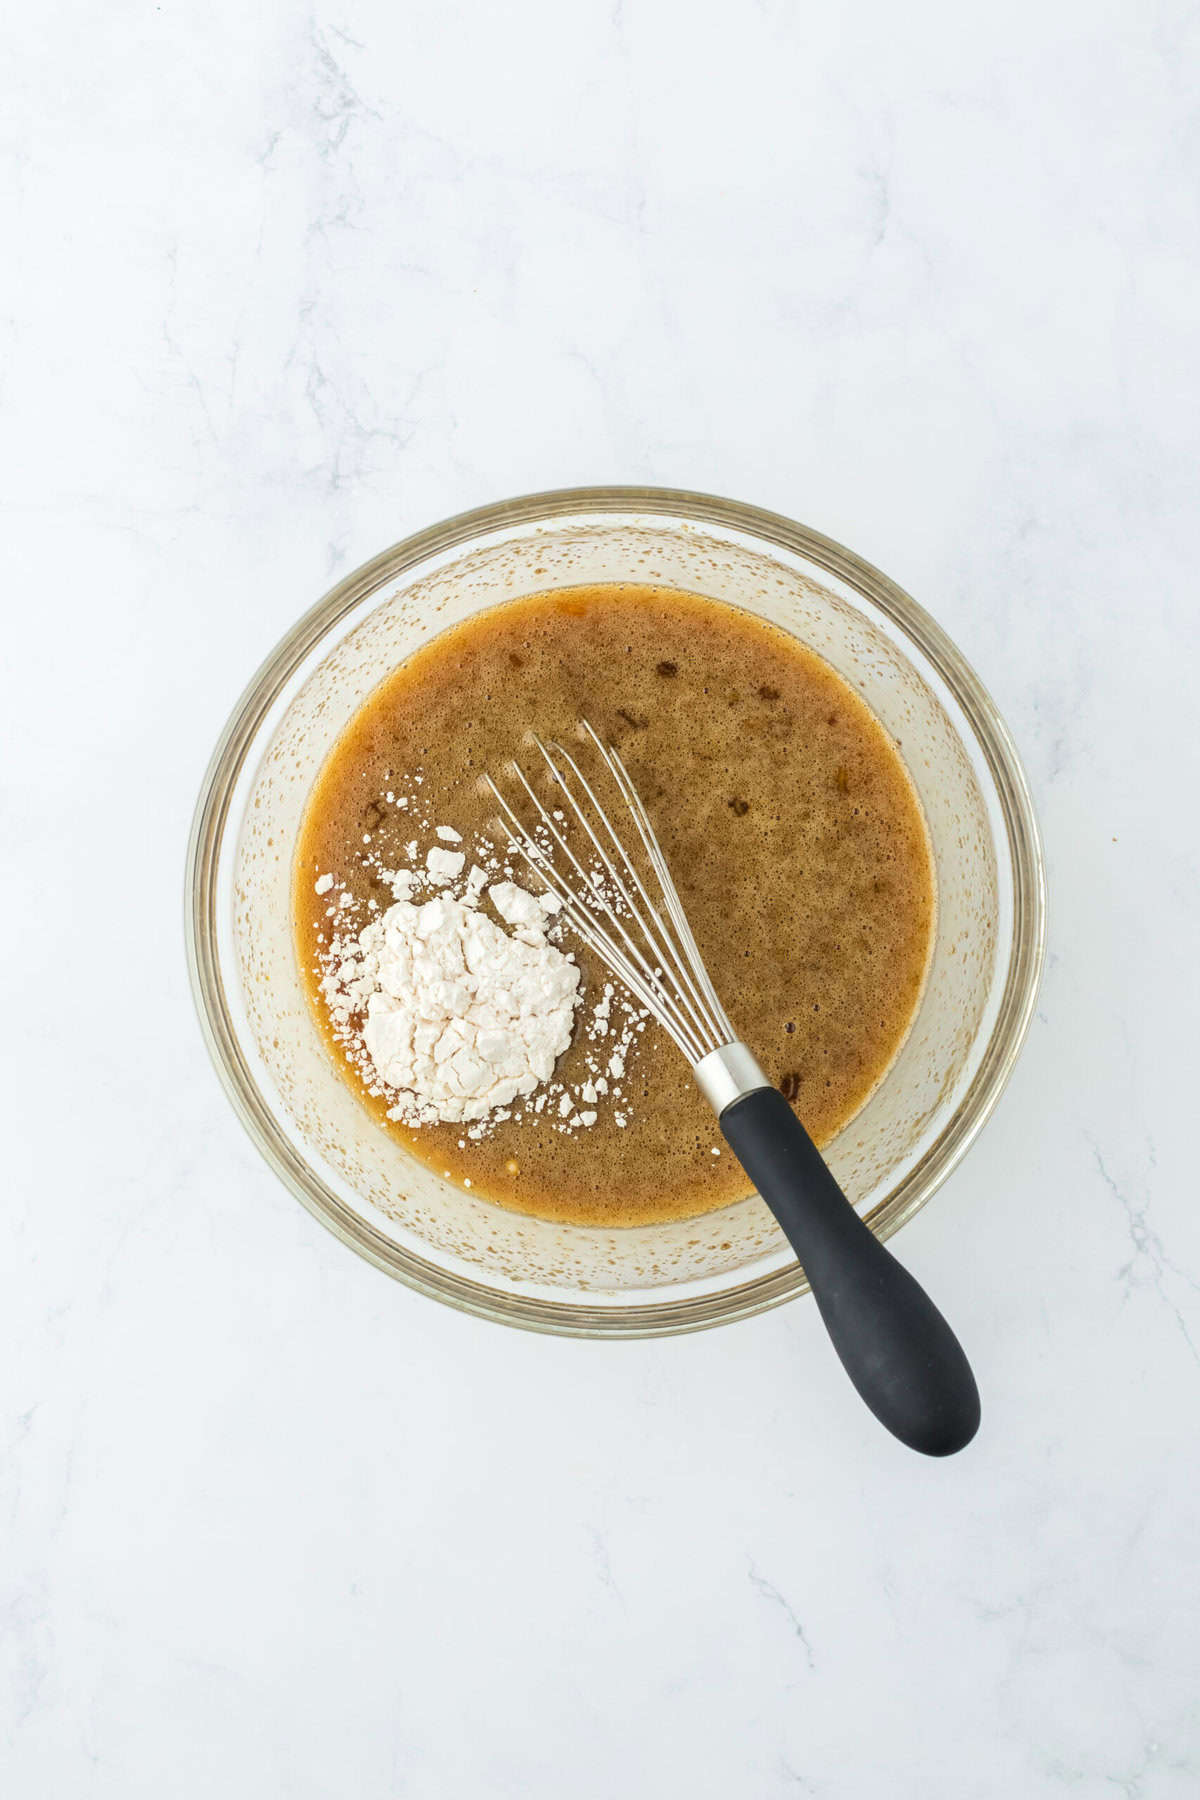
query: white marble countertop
[{"left": 5, "top": 1, "right": 1199, "bottom": 1793}]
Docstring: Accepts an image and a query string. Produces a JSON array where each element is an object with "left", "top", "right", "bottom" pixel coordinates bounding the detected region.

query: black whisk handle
[{"left": 719, "top": 1086, "right": 980, "bottom": 1456}]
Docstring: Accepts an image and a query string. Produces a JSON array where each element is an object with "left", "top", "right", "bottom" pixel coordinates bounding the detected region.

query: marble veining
[{"left": 3, "top": 0, "right": 1199, "bottom": 1795}]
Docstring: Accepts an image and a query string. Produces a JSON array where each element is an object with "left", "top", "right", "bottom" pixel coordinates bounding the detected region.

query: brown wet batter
[{"left": 294, "top": 584, "right": 935, "bottom": 1226}]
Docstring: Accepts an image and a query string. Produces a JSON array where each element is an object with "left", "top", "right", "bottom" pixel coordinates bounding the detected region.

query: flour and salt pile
[
  {"left": 321, "top": 874, "right": 579, "bottom": 1126},
  {"left": 313, "top": 772, "right": 654, "bottom": 1141}
]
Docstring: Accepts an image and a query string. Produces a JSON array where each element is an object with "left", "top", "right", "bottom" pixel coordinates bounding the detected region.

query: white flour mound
[{"left": 322, "top": 886, "right": 580, "bottom": 1125}]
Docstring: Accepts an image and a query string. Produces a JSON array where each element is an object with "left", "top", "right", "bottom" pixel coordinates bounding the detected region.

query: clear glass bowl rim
[{"left": 185, "top": 485, "right": 1046, "bottom": 1338}]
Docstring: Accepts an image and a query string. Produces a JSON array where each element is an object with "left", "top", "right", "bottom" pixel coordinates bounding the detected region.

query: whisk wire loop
[
  {"left": 484, "top": 771, "right": 710, "bottom": 1063},
  {"left": 484, "top": 722, "right": 738, "bottom": 1066},
  {"left": 578, "top": 723, "right": 736, "bottom": 1046},
  {"left": 531, "top": 734, "right": 730, "bottom": 1058}
]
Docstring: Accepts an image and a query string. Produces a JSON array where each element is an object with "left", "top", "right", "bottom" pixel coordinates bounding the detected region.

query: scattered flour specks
[{"left": 311, "top": 784, "right": 653, "bottom": 1139}]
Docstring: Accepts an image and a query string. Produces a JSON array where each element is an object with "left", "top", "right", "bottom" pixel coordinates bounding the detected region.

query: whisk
[{"left": 486, "top": 721, "right": 980, "bottom": 1457}]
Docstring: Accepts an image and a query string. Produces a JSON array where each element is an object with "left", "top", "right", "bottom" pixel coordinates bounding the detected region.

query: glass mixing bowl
[{"left": 186, "top": 488, "right": 1045, "bottom": 1336}]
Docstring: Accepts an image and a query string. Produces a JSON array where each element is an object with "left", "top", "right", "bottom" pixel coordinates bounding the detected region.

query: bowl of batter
[{"left": 187, "top": 488, "right": 1045, "bottom": 1335}]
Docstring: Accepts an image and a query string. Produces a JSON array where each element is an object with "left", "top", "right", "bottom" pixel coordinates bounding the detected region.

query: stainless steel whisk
[{"left": 487, "top": 721, "right": 980, "bottom": 1458}]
